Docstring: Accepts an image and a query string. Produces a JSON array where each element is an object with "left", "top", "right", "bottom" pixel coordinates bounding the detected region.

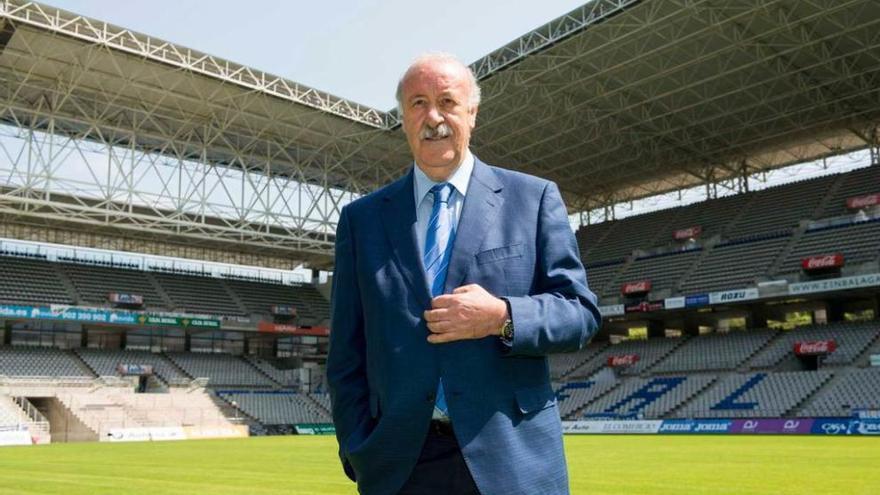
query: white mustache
[{"left": 420, "top": 123, "right": 452, "bottom": 140}]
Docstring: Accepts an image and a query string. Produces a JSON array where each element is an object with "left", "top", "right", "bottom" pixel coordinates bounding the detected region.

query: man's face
[{"left": 400, "top": 60, "right": 478, "bottom": 181}]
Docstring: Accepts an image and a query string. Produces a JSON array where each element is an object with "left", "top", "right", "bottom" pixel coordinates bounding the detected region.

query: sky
[{"left": 44, "top": 0, "right": 587, "bottom": 110}]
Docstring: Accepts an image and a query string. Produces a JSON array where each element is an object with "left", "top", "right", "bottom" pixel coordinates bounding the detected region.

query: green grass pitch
[{"left": 0, "top": 435, "right": 877, "bottom": 494}]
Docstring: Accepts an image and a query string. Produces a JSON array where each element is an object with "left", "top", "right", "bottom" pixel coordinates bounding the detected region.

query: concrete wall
[{"left": 30, "top": 397, "right": 97, "bottom": 443}]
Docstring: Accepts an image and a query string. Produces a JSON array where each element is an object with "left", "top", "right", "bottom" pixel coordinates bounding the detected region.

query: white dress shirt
[{"left": 413, "top": 150, "right": 475, "bottom": 258}]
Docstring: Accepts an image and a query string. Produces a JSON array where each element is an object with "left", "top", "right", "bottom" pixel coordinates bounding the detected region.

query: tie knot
[{"left": 430, "top": 183, "right": 453, "bottom": 204}]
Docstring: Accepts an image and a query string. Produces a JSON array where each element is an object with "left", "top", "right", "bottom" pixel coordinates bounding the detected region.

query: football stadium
[{"left": 1, "top": 0, "right": 880, "bottom": 493}]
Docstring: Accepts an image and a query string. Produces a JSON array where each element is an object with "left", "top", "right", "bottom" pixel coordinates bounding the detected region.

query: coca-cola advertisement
[
  {"left": 846, "top": 193, "right": 880, "bottom": 210},
  {"left": 621, "top": 280, "right": 652, "bottom": 295},
  {"left": 607, "top": 354, "right": 640, "bottom": 367},
  {"left": 794, "top": 340, "right": 837, "bottom": 356},
  {"left": 801, "top": 254, "right": 844, "bottom": 271},
  {"left": 673, "top": 226, "right": 702, "bottom": 241}
]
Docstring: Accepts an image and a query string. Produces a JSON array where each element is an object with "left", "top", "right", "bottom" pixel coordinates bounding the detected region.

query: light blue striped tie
[{"left": 424, "top": 183, "right": 454, "bottom": 419}]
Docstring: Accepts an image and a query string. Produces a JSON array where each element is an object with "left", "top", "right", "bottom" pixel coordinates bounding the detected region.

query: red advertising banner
[
  {"left": 801, "top": 254, "right": 844, "bottom": 271},
  {"left": 794, "top": 340, "right": 837, "bottom": 356},
  {"left": 257, "top": 321, "right": 329, "bottom": 336},
  {"left": 624, "top": 301, "right": 664, "bottom": 313},
  {"left": 846, "top": 193, "right": 880, "bottom": 210},
  {"left": 673, "top": 226, "right": 702, "bottom": 240},
  {"left": 607, "top": 354, "right": 640, "bottom": 367},
  {"left": 621, "top": 280, "right": 652, "bottom": 295}
]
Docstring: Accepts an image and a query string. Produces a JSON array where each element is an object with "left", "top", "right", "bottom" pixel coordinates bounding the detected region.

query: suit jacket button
[{"left": 426, "top": 392, "right": 436, "bottom": 402}]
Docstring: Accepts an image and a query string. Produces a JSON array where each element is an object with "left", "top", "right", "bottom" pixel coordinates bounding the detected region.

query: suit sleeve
[
  {"left": 503, "top": 181, "right": 602, "bottom": 356},
  {"left": 326, "top": 206, "right": 371, "bottom": 481}
]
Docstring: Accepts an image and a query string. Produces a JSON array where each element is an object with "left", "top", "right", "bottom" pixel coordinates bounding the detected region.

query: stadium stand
[
  {"left": 664, "top": 193, "right": 752, "bottom": 242},
  {"left": 747, "top": 322, "right": 880, "bottom": 368},
  {"left": 549, "top": 341, "right": 609, "bottom": 380},
  {"left": 555, "top": 377, "right": 619, "bottom": 419},
  {"left": 56, "top": 388, "right": 233, "bottom": 435},
  {"left": 225, "top": 279, "right": 330, "bottom": 325},
  {"left": 0, "top": 254, "right": 332, "bottom": 323},
  {"left": 608, "top": 249, "right": 703, "bottom": 298},
  {"left": 165, "top": 352, "right": 275, "bottom": 387},
  {"left": 567, "top": 337, "right": 683, "bottom": 378},
  {"left": 817, "top": 165, "right": 880, "bottom": 218},
  {"left": 579, "top": 374, "right": 716, "bottom": 419},
  {"left": 674, "top": 370, "right": 833, "bottom": 418},
  {"left": 0, "top": 346, "right": 94, "bottom": 378},
  {"left": 776, "top": 219, "right": 880, "bottom": 276},
  {"left": 570, "top": 164, "right": 880, "bottom": 302},
  {"left": 724, "top": 175, "right": 837, "bottom": 239},
  {"left": 799, "top": 368, "right": 880, "bottom": 417},
  {"left": 243, "top": 355, "right": 300, "bottom": 388},
  {"left": 75, "top": 349, "right": 190, "bottom": 385},
  {"left": 582, "top": 261, "right": 625, "bottom": 298},
  {"left": 60, "top": 262, "right": 168, "bottom": 309},
  {"left": 678, "top": 234, "right": 791, "bottom": 294},
  {"left": 218, "top": 391, "right": 331, "bottom": 425},
  {"left": 151, "top": 273, "right": 245, "bottom": 317},
  {"left": 0, "top": 255, "right": 72, "bottom": 305},
  {"left": 652, "top": 330, "right": 777, "bottom": 373},
  {"left": 580, "top": 208, "right": 681, "bottom": 264}
]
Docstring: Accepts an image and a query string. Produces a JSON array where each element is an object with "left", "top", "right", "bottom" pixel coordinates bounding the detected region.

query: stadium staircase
[
  {"left": 664, "top": 372, "right": 729, "bottom": 419},
  {"left": 68, "top": 351, "right": 100, "bottom": 378},
  {"left": 0, "top": 395, "right": 50, "bottom": 443},
  {"left": 223, "top": 283, "right": 250, "bottom": 319},
  {"left": 162, "top": 355, "right": 194, "bottom": 381},
  {"left": 785, "top": 372, "right": 835, "bottom": 417},
  {"left": 143, "top": 272, "right": 176, "bottom": 309},
  {"left": 766, "top": 224, "right": 807, "bottom": 276},
  {"left": 735, "top": 330, "right": 781, "bottom": 372},
  {"left": 856, "top": 332, "right": 880, "bottom": 367},
  {"left": 303, "top": 393, "right": 331, "bottom": 417},
  {"left": 672, "top": 238, "right": 717, "bottom": 294},
  {"left": 793, "top": 368, "right": 851, "bottom": 417},
  {"left": 54, "top": 269, "right": 80, "bottom": 305},
  {"left": 208, "top": 391, "right": 260, "bottom": 431},
  {"left": 640, "top": 337, "right": 691, "bottom": 376},
  {"left": 567, "top": 378, "right": 621, "bottom": 420},
  {"left": 718, "top": 190, "right": 760, "bottom": 239},
  {"left": 811, "top": 172, "right": 847, "bottom": 220},
  {"left": 598, "top": 256, "right": 635, "bottom": 300}
]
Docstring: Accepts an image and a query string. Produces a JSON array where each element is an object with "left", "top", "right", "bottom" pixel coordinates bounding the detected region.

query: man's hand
[{"left": 424, "top": 284, "right": 509, "bottom": 344}]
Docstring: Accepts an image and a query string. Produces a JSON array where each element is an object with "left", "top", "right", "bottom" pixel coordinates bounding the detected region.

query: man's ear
[{"left": 469, "top": 105, "right": 478, "bottom": 129}]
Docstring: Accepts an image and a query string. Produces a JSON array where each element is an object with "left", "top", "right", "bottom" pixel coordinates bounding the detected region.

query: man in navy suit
[{"left": 327, "top": 53, "right": 601, "bottom": 495}]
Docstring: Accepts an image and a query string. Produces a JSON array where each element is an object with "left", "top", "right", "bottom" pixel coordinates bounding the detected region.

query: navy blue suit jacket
[{"left": 327, "top": 158, "right": 601, "bottom": 495}]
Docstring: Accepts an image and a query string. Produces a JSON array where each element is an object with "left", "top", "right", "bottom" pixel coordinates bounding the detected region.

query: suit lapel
[
  {"left": 381, "top": 170, "right": 432, "bottom": 308},
  {"left": 445, "top": 159, "right": 504, "bottom": 293}
]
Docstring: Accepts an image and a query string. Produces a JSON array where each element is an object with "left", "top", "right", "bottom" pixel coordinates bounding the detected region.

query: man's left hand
[{"left": 424, "top": 284, "right": 508, "bottom": 344}]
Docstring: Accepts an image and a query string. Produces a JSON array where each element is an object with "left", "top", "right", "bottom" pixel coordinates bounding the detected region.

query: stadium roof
[{"left": 1, "top": 0, "right": 879, "bottom": 267}]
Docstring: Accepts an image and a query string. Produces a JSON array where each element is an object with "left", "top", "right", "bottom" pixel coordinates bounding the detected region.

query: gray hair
[{"left": 395, "top": 52, "right": 481, "bottom": 116}]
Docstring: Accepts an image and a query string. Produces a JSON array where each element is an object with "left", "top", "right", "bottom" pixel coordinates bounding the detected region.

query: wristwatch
[{"left": 499, "top": 319, "right": 514, "bottom": 343}]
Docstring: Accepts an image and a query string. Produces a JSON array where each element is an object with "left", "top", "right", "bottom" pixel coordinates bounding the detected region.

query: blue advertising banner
[
  {"left": 685, "top": 294, "right": 710, "bottom": 307},
  {"left": 0, "top": 304, "right": 218, "bottom": 328},
  {"left": 659, "top": 419, "right": 733, "bottom": 434},
  {"left": 811, "top": 419, "right": 852, "bottom": 435},
  {"left": 0, "top": 305, "right": 137, "bottom": 324}
]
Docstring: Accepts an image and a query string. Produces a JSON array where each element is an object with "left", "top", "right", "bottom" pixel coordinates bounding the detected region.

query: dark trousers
[{"left": 397, "top": 421, "right": 481, "bottom": 495}]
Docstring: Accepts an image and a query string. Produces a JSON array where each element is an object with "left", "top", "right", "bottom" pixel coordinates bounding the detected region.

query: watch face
[{"left": 502, "top": 320, "right": 513, "bottom": 339}]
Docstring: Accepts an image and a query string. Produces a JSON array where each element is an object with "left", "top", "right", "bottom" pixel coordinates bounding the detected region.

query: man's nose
[{"left": 425, "top": 106, "right": 443, "bottom": 125}]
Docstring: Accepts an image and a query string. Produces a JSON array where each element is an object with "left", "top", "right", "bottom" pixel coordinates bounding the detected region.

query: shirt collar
[{"left": 413, "top": 150, "right": 474, "bottom": 206}]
